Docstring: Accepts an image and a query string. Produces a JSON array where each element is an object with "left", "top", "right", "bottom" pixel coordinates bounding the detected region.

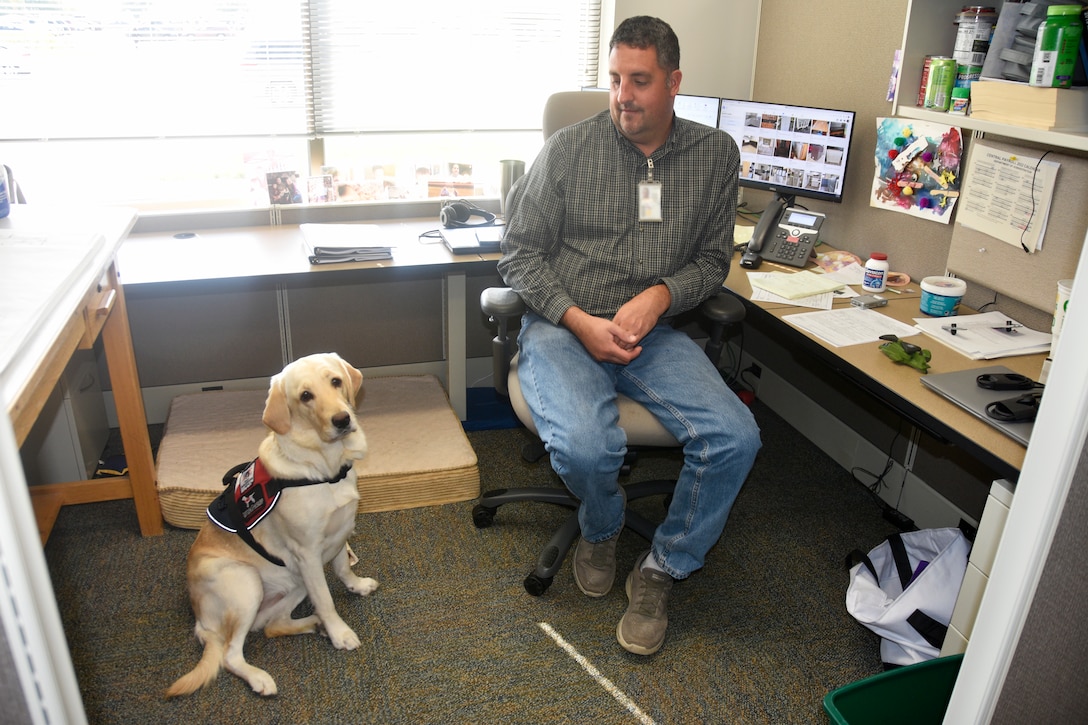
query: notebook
[
  {"left": 300, "top": 223, "right": 393, "bottom": 264},
  {"left": 919, "top": 365, "right": 1037, "bottom": 446},
  {"left": 440, "top": 225, "right": 504, "bottom": 255}
]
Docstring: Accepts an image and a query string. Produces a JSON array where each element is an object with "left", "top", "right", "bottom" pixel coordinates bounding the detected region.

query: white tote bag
[{"left": 845, "top": 527, "right": 971, "bottom": 667}]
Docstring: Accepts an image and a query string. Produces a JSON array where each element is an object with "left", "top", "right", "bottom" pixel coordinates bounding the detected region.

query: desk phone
[{"left": 740, "top": 198, "right": 825, "bottom": 269}]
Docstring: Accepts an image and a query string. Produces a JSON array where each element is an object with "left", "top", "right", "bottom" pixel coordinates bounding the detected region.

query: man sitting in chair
[{"left": 498, "top": 15, "right": 762, "bottom": 655}]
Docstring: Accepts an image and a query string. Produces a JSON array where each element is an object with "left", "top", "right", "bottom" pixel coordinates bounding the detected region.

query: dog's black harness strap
[
  {"left": 275, "top": 463, "right": 354, "bottom": 489},
  {"left": 217, "top": 460, "right": 287, "bottom": 566},
  {"left": 207, "top": 460, "right": 355, "bottom": 568},
  {"left": 225, "top": 491, "right": 287, "bottom": 567}
]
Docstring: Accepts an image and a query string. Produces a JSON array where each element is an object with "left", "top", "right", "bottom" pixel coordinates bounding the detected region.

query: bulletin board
[{"left": 947, "top": 138, "right": 1088, "bottom": 313}]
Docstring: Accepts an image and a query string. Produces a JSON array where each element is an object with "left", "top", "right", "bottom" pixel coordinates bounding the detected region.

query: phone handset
[{"left": 740, "top": 195, "right": 788, "bottom": 269}]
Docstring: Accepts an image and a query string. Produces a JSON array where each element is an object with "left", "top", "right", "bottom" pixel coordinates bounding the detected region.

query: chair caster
[
  {"left": 524, "top": 572, "right": 552, "bottom": 596},
  {"left": 472, "top": 504, "right": 496, "bottom": 528}
]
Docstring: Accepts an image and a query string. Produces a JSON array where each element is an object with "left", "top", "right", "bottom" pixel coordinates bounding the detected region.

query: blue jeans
[{"left": 516, "top": 312, "right": 761, "bottom": 580}]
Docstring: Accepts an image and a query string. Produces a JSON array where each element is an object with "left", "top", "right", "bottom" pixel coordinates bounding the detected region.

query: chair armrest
[
  {"left": 481, "top": 287, "right": 525, "bottom": 398},
  {"left": 699, "top": 290, "right": 746, "bottom": 326},
  {"left": 699, "top": 291, "right": 746, "bottom": 367},
  {"left": 481, "top": 287, "right": 525, "bottom": 318}
]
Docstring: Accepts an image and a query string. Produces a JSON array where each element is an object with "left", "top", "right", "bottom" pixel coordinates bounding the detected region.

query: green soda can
[{"left": 923, "top": 57, "right": 958, "bottom": 110}]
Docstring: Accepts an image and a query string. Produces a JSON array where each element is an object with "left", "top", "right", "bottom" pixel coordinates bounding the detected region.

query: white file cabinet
[
  {"left": 19, "top": 350, "right": 110, "bottom": 485},
  {"left": 942, "top": 478, "right": 1016, "bottom": 655}
]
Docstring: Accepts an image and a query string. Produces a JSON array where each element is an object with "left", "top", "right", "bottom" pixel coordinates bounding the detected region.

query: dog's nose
[{"left": 332, "top": 412, "right": 352, "bottom": 430}]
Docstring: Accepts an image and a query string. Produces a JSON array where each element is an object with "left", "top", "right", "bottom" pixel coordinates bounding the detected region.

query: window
[{"left": 0, "top": 0, "right": 602, "bottom": 212}]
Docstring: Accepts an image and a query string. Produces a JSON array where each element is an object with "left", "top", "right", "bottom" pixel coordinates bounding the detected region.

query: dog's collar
[{"left": 206, "top": 458, "right": 355, "bottom": 567}]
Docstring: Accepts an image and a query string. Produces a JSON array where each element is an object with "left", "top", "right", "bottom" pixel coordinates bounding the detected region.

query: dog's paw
[
  {"left": 346, "top": 576, "right": 379, "bottom": 596},
  {"left": 327, "top": 624, "right": 361, "bottom": 651},
  {"left": 246, "top": 670, "right": 278, "bottom": 697}
]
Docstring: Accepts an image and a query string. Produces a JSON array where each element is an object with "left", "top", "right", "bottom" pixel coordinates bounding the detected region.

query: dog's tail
[{"left": 164, "top": 625, "right": 225, "bottom": 699}]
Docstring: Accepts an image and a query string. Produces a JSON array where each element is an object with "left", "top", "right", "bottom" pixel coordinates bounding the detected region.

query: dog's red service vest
[{"left": 207, "top": 458, "right": 353, "bottom": 566}]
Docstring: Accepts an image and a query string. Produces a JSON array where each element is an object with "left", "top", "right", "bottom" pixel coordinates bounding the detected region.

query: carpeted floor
[{"left": 44, "top": 399, "right": 899, "bottom": 724}]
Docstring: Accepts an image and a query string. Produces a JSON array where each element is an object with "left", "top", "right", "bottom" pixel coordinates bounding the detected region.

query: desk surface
[
  {"left": 723, "top": 255, "right": 1045, "bottom": 476},
  {"left": 2, "top": 203, "right": 164, "bottom": 540},
  {"left": 121, "top": 219, "right": 491, "bottom": 286},
  {"left": 1, "top": 205, "right": 137, "bottom": 411}
]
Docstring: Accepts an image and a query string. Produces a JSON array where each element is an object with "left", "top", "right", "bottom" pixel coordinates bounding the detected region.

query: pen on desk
[{"left": 941, "top": 320, "right": 1024, "bottom": 335}]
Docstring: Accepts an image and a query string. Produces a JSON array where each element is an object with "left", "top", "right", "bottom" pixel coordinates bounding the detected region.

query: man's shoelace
[{"left": 635, "top": 572, "right": 670, "bottom": 615}]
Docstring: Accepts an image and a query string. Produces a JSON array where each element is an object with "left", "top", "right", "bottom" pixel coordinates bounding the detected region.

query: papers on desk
[
  {"left": 749, "top": 270, "right": 845, "bottom": 300},
  {"left": 747, "top": 271, "right": 851, "bottom": 309},
  {"left": 733, "top": 224, "right": 754, "bottom": 245},
  {"left": 913, "top": 312, "right": 1051, "bottom": 359},
  {"left": 300, "top": 223, "right": 394, "bottom": 264},
  {"left": 783, "top": 307, "right": 920, "bottom": 347}
]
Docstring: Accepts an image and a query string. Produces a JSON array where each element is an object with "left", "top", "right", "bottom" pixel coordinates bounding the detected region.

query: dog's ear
[
  {"left": 335, "top": 357, "right": 364, "bottom": 407},
  {"left": 262, "top": 373, "right": 292, "bottom": 434}
]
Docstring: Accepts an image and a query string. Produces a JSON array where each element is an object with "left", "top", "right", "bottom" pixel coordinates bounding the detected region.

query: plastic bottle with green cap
[{"left": 1029, "top": 4, "right": 1084, "bottom": 88}]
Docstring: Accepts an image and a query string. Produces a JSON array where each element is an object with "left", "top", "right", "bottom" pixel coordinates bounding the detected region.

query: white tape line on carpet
[{"left": 538, "top": 622, "right": 656, "bottom": 725}]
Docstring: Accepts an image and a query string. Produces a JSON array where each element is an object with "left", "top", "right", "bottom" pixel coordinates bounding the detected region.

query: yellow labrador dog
[{"left": 166, "top": 352, "right": 377, "bottom": 698}]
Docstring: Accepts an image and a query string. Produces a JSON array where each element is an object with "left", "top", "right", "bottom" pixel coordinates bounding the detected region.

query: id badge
[{"left": 638, "top": 181, "right": 662, "bottom": 222}]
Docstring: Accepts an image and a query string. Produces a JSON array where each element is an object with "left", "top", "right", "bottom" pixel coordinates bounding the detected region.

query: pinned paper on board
[
  {"left": 955, "top": 144, "right": 1059, "bottom": 254},
  {"left": 871, "top": 117, "right": 962, "bottom": 223}
]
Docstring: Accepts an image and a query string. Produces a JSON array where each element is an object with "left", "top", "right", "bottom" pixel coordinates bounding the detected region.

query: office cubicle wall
[
  {"left": 946, "top": 138, "right": 1088, "bottom": 314},
  {"left": 613, "top": 0, "right": 759, "bottom": 101}
]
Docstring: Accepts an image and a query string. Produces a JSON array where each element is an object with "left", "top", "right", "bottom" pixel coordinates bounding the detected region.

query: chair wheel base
[
  {"left": 473, "top": 479, "right": 676, "bottom": 595},
  {"left": 524, "top": 573, "right": 552, "bottom": 595},
  {"left": 472, "top": 504, "right": 496, "bottom": 528}
]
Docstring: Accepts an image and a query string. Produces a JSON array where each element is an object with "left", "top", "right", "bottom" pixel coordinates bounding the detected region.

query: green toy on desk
[{"left": 878, "top": 334, "right": 932, "bottom": 374}]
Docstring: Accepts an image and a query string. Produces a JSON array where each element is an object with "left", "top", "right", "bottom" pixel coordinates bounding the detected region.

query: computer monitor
[
  {"left": 717, "top": 98, "right": 856, "bottom": 204},
  {"left": 674, "top": 94, "right": 721, "bottom": 127}
]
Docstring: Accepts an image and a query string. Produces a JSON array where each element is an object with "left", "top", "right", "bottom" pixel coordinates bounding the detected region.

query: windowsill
[{"left": 131, "top": 197, "right": 500, "bottom": 235}]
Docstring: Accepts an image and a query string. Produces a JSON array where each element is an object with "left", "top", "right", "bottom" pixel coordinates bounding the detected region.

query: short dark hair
[{"left": 609, "top": 16, "right": 680, "bottom": 75}]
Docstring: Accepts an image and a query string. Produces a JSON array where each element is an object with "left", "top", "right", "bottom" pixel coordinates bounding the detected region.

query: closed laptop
[
  {"left": 440, "top": 226, "right": 503, "bottom": 255},
  {"left": 920, "top": 365, "right": 1036, "bottom": 446}
]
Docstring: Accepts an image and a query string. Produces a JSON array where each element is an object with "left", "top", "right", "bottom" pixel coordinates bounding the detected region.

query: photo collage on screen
[{"left": 720, "top": 102, "right": 850, "bottom": 199}]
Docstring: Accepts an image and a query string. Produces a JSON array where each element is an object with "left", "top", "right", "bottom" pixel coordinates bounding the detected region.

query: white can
[
  {"left": 953, "top": 6, "right": 997, "bottom": 68},
  {"left": 862, "top": 253, "right": 889, "bottom": 293},
  {"left": 920, "top": 276, "right": 967, "bottom": 317}
]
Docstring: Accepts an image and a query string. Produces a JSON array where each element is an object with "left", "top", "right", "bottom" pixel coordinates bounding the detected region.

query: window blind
[
  {"left": 308, "top": 0, "right": 602, "bottom": 133},
  {"left": 0, "top": 0, "right": 601, "bottom": 140}
]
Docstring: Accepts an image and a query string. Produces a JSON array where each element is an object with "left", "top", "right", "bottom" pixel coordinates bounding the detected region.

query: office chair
[{"left": 471, "top": 91, "right": 747, "bottom": 595}]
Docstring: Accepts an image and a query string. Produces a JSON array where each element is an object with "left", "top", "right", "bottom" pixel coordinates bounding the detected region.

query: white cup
[{"left": 1053, "top": 278, "right": 1073, "bottom": 349}]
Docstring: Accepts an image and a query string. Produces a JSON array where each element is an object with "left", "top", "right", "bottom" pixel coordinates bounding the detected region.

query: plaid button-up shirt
[{"left": 498, "top": 110, "right": 740, "bottom": 325}]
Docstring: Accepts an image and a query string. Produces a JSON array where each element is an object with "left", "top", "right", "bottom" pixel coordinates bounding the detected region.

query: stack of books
[
  {"left": 300, "top": 223, "right": 393, "bottom": 264},
  {"left": 968, "top": 79, "right": 1088, "bottom": 131}
]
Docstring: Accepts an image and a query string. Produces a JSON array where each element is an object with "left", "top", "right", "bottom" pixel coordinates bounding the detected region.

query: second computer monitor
[
  {"left": 674, "top": 94, "right": 721, "bottom": 127},
  {"left": 717, "top": 98, "right": 856, "bottom": 204}
]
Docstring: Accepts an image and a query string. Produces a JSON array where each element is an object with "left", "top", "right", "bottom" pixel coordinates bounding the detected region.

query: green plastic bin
[{"left": 823, "top": 654, "right": 964, "bottom": 725}]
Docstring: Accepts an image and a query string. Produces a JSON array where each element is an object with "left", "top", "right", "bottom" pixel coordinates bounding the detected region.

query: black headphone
[{"left": 440, "top": 200, "right": 496, "bottom": 229}]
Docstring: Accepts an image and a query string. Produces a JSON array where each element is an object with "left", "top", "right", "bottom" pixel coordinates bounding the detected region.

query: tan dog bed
[{"left": 156, "top": 375, "right": 480, "bottom": 529}]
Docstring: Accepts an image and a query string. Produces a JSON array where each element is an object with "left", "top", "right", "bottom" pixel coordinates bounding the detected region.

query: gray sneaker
[
  {"left": 617, "top": 551, "right": 674, "bottom": 655},
  {"left": 573, "top": 534, "right": 618, "bottom": 597}
]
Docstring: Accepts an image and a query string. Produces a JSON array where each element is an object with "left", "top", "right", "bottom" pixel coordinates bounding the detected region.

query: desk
[
  {"left": 120, "top": 221, "right": 496, "bottom": 421},
  {"left": 2, "top": 205, "right": 163, "bottom": 541},
  {"left": 723, "top": 257, "right": 1044, "bottom": 480}
]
